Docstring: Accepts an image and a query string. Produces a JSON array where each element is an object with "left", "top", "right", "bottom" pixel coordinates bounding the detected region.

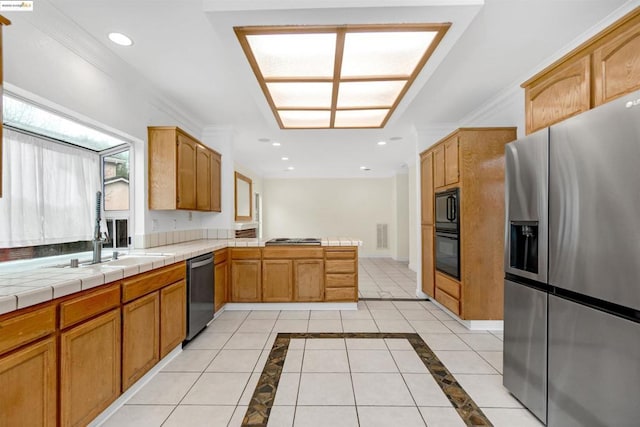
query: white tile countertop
[{"left": 0, "top": 238, "right": 362, "bottom": 315}]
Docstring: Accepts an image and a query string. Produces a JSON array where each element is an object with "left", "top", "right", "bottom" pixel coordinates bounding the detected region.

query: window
[{"left": 1, "top": 94, "right": 133, "bottom": 253}]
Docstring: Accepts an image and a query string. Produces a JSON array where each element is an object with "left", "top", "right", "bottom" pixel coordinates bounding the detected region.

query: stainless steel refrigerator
[{"left": 504, "top": 89, "right": 640, "bottom": 426}]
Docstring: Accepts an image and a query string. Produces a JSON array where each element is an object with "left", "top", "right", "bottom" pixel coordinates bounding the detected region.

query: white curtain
[{"left": 0, "top": 128, "right": 100, "bottom": 247}]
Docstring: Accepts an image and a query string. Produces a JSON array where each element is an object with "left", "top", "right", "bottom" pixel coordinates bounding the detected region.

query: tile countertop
[{"left": 0, "top": 237, "right": 362, "bottom": 316}]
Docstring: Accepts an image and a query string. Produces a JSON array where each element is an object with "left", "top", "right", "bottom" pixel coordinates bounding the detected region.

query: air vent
[{"left": 376, "top": 223, "right": 388, "bottom": 249}]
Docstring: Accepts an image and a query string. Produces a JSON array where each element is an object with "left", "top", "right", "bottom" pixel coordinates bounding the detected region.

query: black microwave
[{"left": 435, "top": 188, "right": 459, "bottom": 233}]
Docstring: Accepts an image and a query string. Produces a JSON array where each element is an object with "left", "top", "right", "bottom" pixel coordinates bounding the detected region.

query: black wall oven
[{"left": 435, "top": 188, "right": 460, "bottom": 279}]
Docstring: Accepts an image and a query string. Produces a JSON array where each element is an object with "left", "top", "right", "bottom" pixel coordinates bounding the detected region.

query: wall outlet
[
  {"left": 173, "top": 219, "right": 177, "bottom": 230},
  {"left": 188, "top": 212, "right": 192, "bottom": 221},
  {"left": 151, "top": 219, "right": 159, "bottom": 231}
]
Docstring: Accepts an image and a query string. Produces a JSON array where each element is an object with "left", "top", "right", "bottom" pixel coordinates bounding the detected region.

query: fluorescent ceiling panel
[
  {"left": 334, "top": 109, "right": 389, "bottom": 128},
  {"left": 267, "top": 82, "right": 333, "bottom": 108},
  {"left": 337, "top": 81, "right": 407, "bottom": 108},
  {"left": 236, "top": 24, "right": 449, "bottom": 129},
  {"left": 278, "top": 110, "right": 331, "bottom": 128},
  {"left": 247, "top": 33, "right": 336, "bottom": 78}
]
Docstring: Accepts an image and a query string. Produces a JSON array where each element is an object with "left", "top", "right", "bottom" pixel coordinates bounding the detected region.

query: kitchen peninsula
[{"left": 0, "top": 236, "right": 360, "bottom": 426}]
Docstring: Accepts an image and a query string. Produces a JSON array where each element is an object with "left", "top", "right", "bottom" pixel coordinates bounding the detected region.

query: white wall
[
  {"left": 3, "top": 7, "right": 234, "bottom": 240},
  {"left": 391, "top": 172, "right": 409, "bottom": 261},
  {"left": 262, "top": 178, "right": 394, "bottom": 257},
  {"left": 407, "top": 162, "right": 418, "bottom": 272}
]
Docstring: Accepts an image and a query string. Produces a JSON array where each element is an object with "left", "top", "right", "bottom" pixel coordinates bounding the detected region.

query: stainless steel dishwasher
[{"left": 185, "top": 252, "right": 214, "bottom": 341}]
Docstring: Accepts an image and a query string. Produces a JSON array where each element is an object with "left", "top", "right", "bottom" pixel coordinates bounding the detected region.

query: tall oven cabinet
[{"left": 420, "top": 127, "right": 516, "bottom": 320}]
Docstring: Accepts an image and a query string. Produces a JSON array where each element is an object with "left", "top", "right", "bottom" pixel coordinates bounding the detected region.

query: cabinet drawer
[
  {"left": 122, "top": 262, "right": 185, "bottom": 303},
  {"left": 0, "top": 305, "right": 56, "bottom": 355},
  {"left": 325, "top": 273, "right": 356, "bottom": 288},
  {"left": 325, "top": 249, "right": 356, "bottom": 259},
  {"left": 435, "top": 273, "right": 460, "bottom": 300},
  {"left": 435, "top": 288, "right": 460, "bottom": 316},
  {"left": 214, "top": 249, "right": 228, "bottom": 264},
  {"left": 263, "top": 247, "right": 323, "bottom": 259},
  {"left": 326, "top": 260, "right": 356, "bottom": 274},
  {"left": 60, "top": 284, "right": 121, "bottom": 329},
  {"left": 325, "top": 287, "right": 357, "bottom": 302},
  {"left": 231, "top": 248, "right": 261, "bottom": 260}
]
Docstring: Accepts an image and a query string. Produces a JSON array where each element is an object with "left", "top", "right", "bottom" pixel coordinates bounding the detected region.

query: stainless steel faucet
[{"left": 92, "top": 191, "right": 103, "bottom": 264}]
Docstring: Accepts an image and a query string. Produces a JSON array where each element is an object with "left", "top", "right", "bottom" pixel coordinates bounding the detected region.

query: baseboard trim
[
  {"left": 88, "top": 344, "right": 183, "bottom": 427},
  {"left": 224, "top": 302, "right": 358, "bottom": 311},
  {"left": 429, "top": 298, "right": 504, "bottom": 331}
]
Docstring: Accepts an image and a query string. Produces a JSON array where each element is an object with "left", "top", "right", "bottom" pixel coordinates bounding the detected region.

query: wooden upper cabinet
[
  {"left": 524, "top": 55, "right": 591, "bottom": 134},
  {"left": 262, "top": 260, "right": 293, "bottom": 302},
  {"left": 210, "top": 151, "right": 222, "bottom": 212},
  {"left": 433, "top": 146, "right": 445, "bottom": 188},
  {"left": 433, "top": 135, "right": 459, "bottom": 189},
  {"left": 148, "top": 126, "right": 222, "bottom": 212},
  {"left": 0, "top": 336, "right": 57, "bottom": 427},
  {"left": 195, "top": 144, "right": 211, "bottom": 211},
  {"left": 0, "top": 17, "right": 10, "bottom": 199},
  {"left": 593, "top": 11, "right": 640, "bottom": 106},
  {"left": 444, "top": 136, "right": 459, "bottom": 186},
  {"left": 420, "top": 152, "right": 434, "bottom": 225}
]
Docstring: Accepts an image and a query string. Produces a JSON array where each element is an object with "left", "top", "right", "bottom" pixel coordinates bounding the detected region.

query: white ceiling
[{"left": 43, "top": 0, "right": 633, "bottom": 177}]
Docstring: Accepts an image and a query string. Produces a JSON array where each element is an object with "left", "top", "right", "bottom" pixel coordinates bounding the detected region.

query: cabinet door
[
  {"left": 262, "top": 260, "right": 293, "bottom": 302},
  {"left": 176, "top": 133, "right": 197, "bottom": 210},
  {"left": 524, "top": 55, "right": 590, "bottom": 134},
  {"left": 215, "top": 261, "right": 228, "bottom": 312},
  {"left": 593, "top": 14, "right": 640, "bottom": 106},
  {"left": 433, "top": 145, "right": 445, "bottom": 188},
  {"left": 160, "top": 281, "right": 186, "bottom": 358},
  {"left": 210, "top": 151, "right": 222, "bottom": 212},
  {"left": 420, "top": 152, "right": 434, "bottom": 224},
  {"left": 0, "top": 337, "right": 57, "bottom": 427},
  {"left": 421, "top": 225, "right": 435, "bottom": 298},
  {"left": 444, "top": 137, "right": 459, "bottom": 186},
  {"left": 60, "top": 309, "right": 121, "bottom": 427},
  {"left": 195, "top": 145, "right": 212, "bottom": 211},
  {"left": 122, "top": 292, "right": 160, "bottom": 391},
  {"left": 294, "top": 259, "right": 324, "bottom": 301},
  {"left": 231, "top": 260, "right": 262, "bottom": 302}
]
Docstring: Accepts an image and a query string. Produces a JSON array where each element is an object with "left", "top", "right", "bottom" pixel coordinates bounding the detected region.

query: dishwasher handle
[{"left": 190, "top": 256, "right": 213, "bottom": 269}]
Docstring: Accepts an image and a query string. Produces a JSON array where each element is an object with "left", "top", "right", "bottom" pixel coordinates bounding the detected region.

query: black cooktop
[{"left": 265, "top": 238, "right": 322, "bottom": 246}]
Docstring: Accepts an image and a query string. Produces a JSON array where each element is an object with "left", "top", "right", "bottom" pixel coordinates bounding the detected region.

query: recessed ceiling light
[
  {"left": 281, "top": 157, "right": 289, "bottom": 161},
  {"left": 108, "top": 32, "right": 133, "bottom": 46},
  {"left": 377, "top": 141, "right": 387, "bottom": 146},
  {"left": 287, "top": 166, "right": 295, "bottom": 171},
  {"left": 235, "top": 23, "right": 450, "bottom": 129},
  {"left": 272, "top": 142, "right": 281, "bottom": 147},
  {"left": 360, "top": 166, "right": 371, "bottom": 171}
]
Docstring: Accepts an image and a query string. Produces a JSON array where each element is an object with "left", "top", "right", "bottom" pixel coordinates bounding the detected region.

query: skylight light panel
[
  {"left": 247, "top": 33, "right": 336, "bottom": 78},
  {"left": 337, "top": 81, "right": 407, "bottom": 108},
  {"left": 278, "top": 110, "right": 331, "bottom": 128},
  {"left": 341, "top": 31, "right": 437, "bottom": 78},
  {"left": 334, "top": 109, "right": 389, "bottom": 128},
  {"left": 267, "top": 82, "right": 333, "bottom": 108}
]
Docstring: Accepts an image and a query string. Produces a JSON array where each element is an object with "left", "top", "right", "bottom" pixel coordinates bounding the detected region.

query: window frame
[{"left": 100, "top": 145, "right": 134, "bottom": 249}]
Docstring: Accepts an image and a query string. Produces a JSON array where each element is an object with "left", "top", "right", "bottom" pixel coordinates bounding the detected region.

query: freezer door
[
  {"left": 503, "top": 279, "right": 547, "bottom": 424},
  {"left": 504, "top": 128, "right": 548, "bottom": 283},
  {"left": 549, "top": 90, "right": 640, "bottom": 310},
  {"left": 548, "top": 295, "right": 640, "bottom": 427}
]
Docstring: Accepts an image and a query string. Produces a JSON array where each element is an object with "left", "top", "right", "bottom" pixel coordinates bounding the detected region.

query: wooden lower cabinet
[
  {"left": 421, "top": 225, "right": 434, "bottom": 297},
  {"left": 231, "top": 260, "right": 261, "bottom": 302},
  {"left": 0, "top": 336, "right": 57, "bottom": 427},
  {"left": 262, "top": 259, "right": 293, "bottom": 302},
  {"left": 160, "top": 280, "right": 186, "bottom": 358},
  {"left": 122, "top": 292, "right": 160, "bottom": 391},
  {"left": 214, "top": 260, "right": 228, "bottom": 312},
  {"left": 294, "top": 259, "right": 324, "bottom": 301},
  {"left": 60, "top": 309, "right": 121, "bottom": 427}
]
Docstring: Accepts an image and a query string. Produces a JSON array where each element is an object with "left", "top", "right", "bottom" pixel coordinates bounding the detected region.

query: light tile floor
[
  {"left": 100, "top": 301, "right": 543, "bottom": 427},
  {"left": 358, "top": 258, "right": 419, "bottom": 299}
]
